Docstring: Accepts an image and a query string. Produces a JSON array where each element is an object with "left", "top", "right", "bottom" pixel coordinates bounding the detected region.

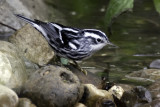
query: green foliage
[
  {"left": 105, "top": 0, "right": 134, "bottom": 27},
  {"left": 153, "top": 0, "right": 160, "bottom": 14}
]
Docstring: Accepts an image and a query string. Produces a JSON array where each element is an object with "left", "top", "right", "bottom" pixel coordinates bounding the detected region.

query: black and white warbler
[{"left": 15, "top": 14, "right": 114, "bottom": 74}]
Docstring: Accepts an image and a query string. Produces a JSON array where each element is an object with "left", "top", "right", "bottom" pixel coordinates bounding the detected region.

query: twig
[{"left": 0, "top": 22, "right": 17, "bottom": 31}]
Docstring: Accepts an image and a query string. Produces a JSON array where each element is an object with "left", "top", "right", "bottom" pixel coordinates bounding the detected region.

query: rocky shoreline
[{"left": 0, "top": 0, "right": 160, "bottom": 107}]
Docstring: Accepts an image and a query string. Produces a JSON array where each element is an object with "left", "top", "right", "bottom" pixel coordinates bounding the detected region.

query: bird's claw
[
  {"left": 73, "top": 61, "right": 87, "bottom": 75},
  {"left": 80, "top": 68, "right": 87, "bottom": 75}
]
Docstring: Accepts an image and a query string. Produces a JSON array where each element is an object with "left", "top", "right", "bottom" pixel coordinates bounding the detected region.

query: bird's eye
[{"left": 97, "top": 38, "right": 102, "bottom": 42}]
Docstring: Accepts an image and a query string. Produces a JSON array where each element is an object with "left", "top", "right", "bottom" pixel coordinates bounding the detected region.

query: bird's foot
[
  {"left": 80, "top": 67, "right": 87, "bottom": 75},
  {"left": 73, "top": 61, "right": 87, "bottom": 75}
]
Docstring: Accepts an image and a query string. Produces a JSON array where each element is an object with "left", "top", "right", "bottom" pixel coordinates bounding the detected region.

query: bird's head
[{"left": 79, "top": 29, "right": 112, "bottom": 52}]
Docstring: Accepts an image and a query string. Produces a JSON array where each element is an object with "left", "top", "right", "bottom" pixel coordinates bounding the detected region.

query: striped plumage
[{"left": 15, "top": 14, "right": 111, "bottom": 60}]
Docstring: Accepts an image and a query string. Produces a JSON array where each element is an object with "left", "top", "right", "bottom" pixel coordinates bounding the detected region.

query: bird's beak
[{"left": 107, "top": 41, "right": 119, "bottom": 48}]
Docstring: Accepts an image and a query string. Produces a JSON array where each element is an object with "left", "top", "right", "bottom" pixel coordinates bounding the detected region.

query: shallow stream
[{"left": 48, "top": 0, "right": 160, "bottom": 85}]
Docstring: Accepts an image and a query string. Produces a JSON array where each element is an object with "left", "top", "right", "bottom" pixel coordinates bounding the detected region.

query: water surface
[{"left": 45, "top": 0, "right": 160, "bottom": 84}]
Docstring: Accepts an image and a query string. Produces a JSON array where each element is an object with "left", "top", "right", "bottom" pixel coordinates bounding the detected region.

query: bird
[{"left": 15, "top": 14, "right": 114, "bottom": 74}]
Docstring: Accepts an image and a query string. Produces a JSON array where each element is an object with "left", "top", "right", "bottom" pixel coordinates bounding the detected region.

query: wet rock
[
  {"left": 120, "top": 90, "right": 137, "bottom": 107},
  {"left": 149, "top": 59, "right": 160, "bottom": 69},
  {"left": 125, "top": 69, "right": 160, "bottom": 82},
  {"left": 18, "top": 98, "right": 36, "bottom": 107},
  {"left": 108, "top": 85, "right": 124, "bottom": 100},
  {"left": 9, "top": 24, "right": 55, "bottom": 66},
  {"left": 0, "top": 84, "right": 19, "bottom": 107},
  {"left": 134, "top": 86, "right": 152, "bottom": 103},
  {"left": 81, "top": 84, "right": 114, "bottom": 107},
  {"left": 22, "top": 65, "right": 84, "bottom": 107},
  {"left": 0, "top": 41, "right": 27, "bottom": 90},
  {"left": 148, "top": 81, "right": 160, "bottom": 100},
  {"left": 118, "top": 86, "right": 152, "bottom": 107}
]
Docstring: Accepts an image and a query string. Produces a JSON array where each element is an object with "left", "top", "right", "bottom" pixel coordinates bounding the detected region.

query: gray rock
[
  {"left": 0, "top": 84, "right": 19, "bottom": 107},
  {"left": 0, "top": 41, "right": 27, "bottom": 90},
  {"left": 22, "top": 65, "right": 84, "bottom": 107},
  {"left": 9, "top": 24, "right": 55, "bottom": 66},
  {"left": 0, "top": 0, "right": 66, "bottom": 33},
  {"left": 18, "top": 98, "right": 36, "bottom": 107},
  {"left": 149, "top": 59, "right": 160, "bottom": 69},
  {"left": 134, "top": 86, "right": 152, "bottom": 103},
  {"left": 0, "top": 0, "right": 23, "bottom": 33}
]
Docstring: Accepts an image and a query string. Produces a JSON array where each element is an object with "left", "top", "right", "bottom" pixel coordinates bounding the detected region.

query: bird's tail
[{"left": 15, "top": 14, "right": 35, "bottom": 25}]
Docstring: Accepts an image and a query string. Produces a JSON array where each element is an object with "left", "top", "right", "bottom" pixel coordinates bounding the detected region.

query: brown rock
[
  {"left": 81, "top": 84, "right": 114, "bottom": 107},
  {"left": 9, "top": 24, "right": 54, "bottom": 66}
]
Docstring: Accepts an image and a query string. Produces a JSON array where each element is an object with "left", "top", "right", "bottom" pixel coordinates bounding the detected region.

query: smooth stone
[
  {"left": 9, "top": 24, "right": 55, "bottom": 66},
  {"left": 0, "top": 84, "right": 19, "bottom": 107},
  {"left": 149, "top": 59, "right": 160, "bottom": 69},
  {"left": 18, "top": 98, "right": 36, "bottom": 107},
  {"left": 21, "top": 65, "right": 84, "bottom": 107},
  {"left": 0, "top": 41, "right": 27, "bottom": 90},
  {"left": 81, "top": 84, "right": 114, "bottom": 107},
  {"left": 125, "top": 69, "right": 160, "bottom": 82}
]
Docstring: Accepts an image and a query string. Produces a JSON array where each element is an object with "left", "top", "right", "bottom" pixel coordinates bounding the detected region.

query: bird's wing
[
  {"left": 48, "top": 23, "right": 80, "bottom": 45},
  {"left": 36, "top": 22, "right": 64, "bottom": 45},
  {"left": 15, "top": 14, "right": 64, "bottom": 45}
]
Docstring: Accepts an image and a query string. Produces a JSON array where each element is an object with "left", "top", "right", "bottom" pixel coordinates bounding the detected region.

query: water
[
  {"left": 37, "top": 0, "right": 160, "bottom": 84},
  {"left": 45, "top": 0, "right": 160, "bottom": 84}
]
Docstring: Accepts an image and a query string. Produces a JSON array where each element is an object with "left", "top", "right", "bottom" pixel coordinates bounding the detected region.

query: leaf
[
  {"left": 60, "top": 58, "right": 68, "bottom": 65},
  {"left": 153, "top": 0, "right": 160, "bottom": 14},
  {"left": 105, "top": 0, "right": 134, "bottom": 27}
]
